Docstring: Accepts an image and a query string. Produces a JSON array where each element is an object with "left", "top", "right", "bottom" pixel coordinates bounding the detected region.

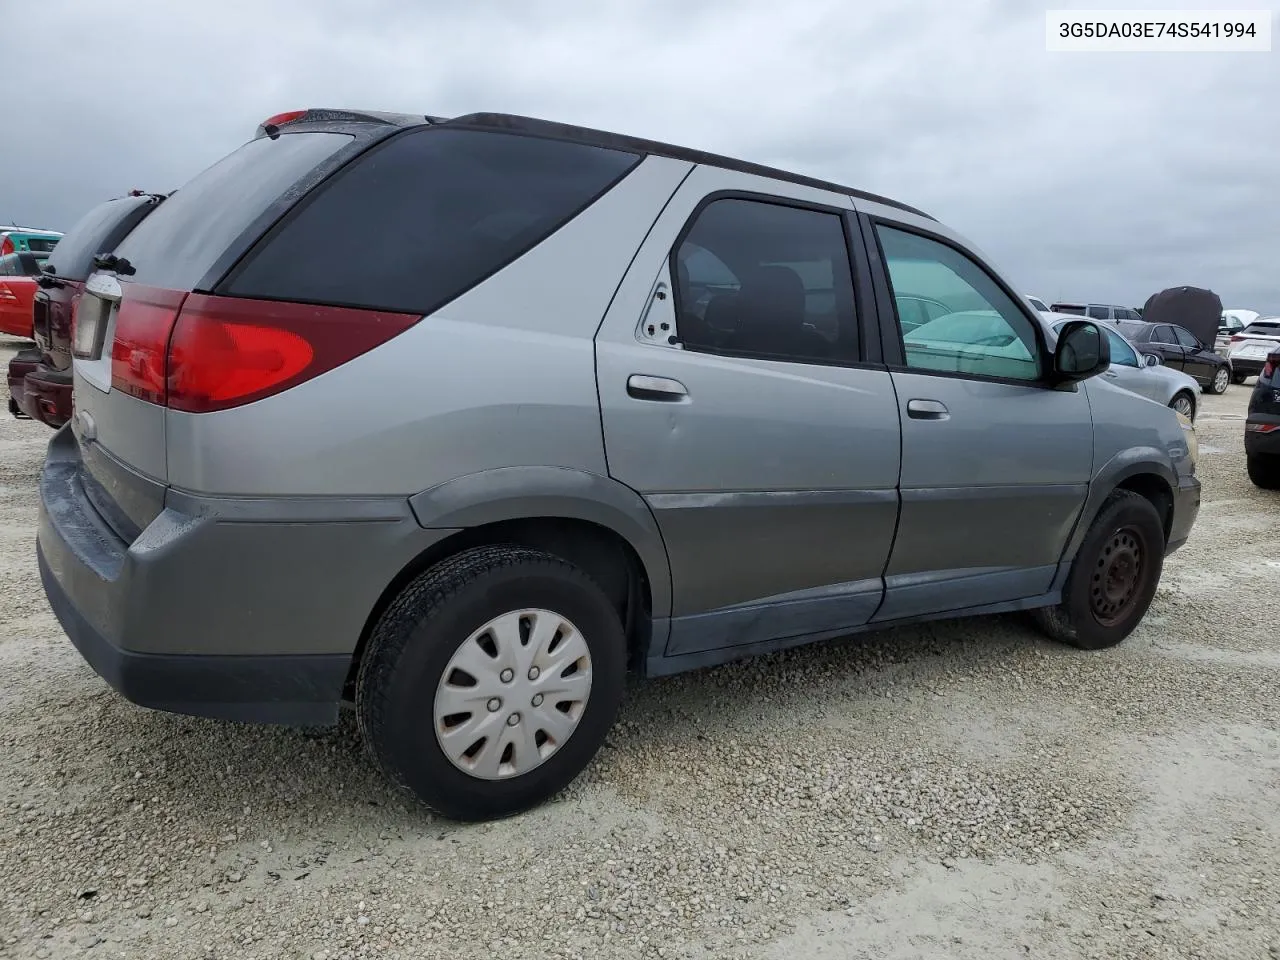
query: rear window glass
[
  {"left": 1243, "top": 323, "right": 1280, "bottom": 335},
  {"left": 1052, "top": 303, "right": 1085, "bottom": 315},
  {"left": 45, "top": 196, "right": 158, "bottom": 280},
  {"left": 25, "top": 236, "right": 60, "bottom": 253},
  {"left": 114, "top": 131, "right": 353, "bottom": 290},
  {"left": 222, "top": 127, "right": 640, "bottom": 315}
]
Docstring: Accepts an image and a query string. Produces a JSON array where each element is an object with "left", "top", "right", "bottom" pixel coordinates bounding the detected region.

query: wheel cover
[
  {"left": 1214, "top": 368, "right": 1229, "bottom": 392},
  {"left": 434, "top": 609, "right": 593, "bottom": 780},
  {"left": 1171, "top": 395, "right": 1193, "bottom": 417},
  {"left": 1090, "top": 527, "right": 1145, "bottom": 627}
]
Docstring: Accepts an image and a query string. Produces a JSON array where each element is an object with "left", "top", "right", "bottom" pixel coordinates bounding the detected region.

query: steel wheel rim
[
  {"left": 1214, "top": 368, "right": 1229, "bottom": 392},
  {"left": 1090, "top": 526, "right": 1145, "bottom": 627},
  {"left": 434, "top": 608, "right": 592, "bottom": 781},
  {"left": 1171, "top": 395, "right": 1193, "bottom": 417}
]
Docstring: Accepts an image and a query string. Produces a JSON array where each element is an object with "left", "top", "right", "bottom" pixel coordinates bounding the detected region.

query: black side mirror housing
[{"left": 1052, "top": 320, "right": 1110, "bottom": 385}]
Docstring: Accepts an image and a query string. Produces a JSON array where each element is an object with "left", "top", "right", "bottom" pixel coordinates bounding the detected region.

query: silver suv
[{"left": 37, "top": 108, "right": 1201, "bottom": 820}]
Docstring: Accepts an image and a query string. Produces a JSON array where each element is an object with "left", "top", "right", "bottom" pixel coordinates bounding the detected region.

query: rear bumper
[
  {"left": 1229, "top": 358, "right": 1266, "bottom": 377},
  {"left": 1165, "top": 475, "right": 1201, "bottom": 555},
  {"left": 7, "top": 348, "right": 40, "bottom": 418},
  {"left": 37, "top": 426, "right": 456, "bottom": 725},
  {"left": 21, "top": 366, "right": 71, "bottom": 427},
  {"left": 1244, "top": 414, "right": 1280, "bottom": 456}
]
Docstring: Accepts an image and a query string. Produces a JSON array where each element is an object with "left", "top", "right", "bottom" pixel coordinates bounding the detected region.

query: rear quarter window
[
  {"left": 220, "top": 127, "right": 640, "bottom": 315},
  {"left": 113, "top": 131, "right": 354, "bottom": 290}
]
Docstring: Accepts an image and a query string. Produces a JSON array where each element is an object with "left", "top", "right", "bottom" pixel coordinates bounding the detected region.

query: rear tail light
[
  {"left": 105, "top": 286, "right": 420, "bottom": 413},
  {"left": 1263, "top": 351, "right": 1280, "bottom": 380},
  {"left": 0, "top": 237, "right": 12, "bottom": 256},
  {"left": 1230, "top": 335, "right": 1245, "bottom": 343},
  {"left": 0, "top": 284, "right": 16, "bottom": 302}
]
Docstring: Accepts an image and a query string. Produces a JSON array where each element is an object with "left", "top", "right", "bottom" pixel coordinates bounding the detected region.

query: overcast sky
[{"left": 2, "top": 0, "right": 1276, "bottom": 311}]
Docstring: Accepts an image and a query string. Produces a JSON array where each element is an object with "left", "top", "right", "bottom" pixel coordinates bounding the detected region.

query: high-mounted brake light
[{"left": 262, "top": 110, "right": 308, "bottom": 129}]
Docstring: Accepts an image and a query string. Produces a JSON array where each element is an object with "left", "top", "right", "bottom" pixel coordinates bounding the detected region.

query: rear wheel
[
  {"left": 1206, "top": 366, "right": 1230, "bottom": 394},
  {"left": 356, "top": 545, "right": 626, "bottom": 821},
  {"left": 1031, "top": 490, "right": 1165, "bottom": 650},
  {"left": 1169, "top": 391, "right": 1195, "bottom": 421},
  {"left": 1232, "top": 371, "right": 1249, "bottom": 385},
  {"left": 1247, "top": 453, "right": 1280, "bottom": 490}
]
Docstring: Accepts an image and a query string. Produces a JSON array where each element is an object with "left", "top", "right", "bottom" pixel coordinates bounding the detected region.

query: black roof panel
[{"left": 445, "top": 112, "right": 934, "bottom": 220}]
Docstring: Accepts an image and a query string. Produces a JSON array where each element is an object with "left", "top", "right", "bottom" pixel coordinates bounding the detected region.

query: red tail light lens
[
  {"left": 1263, "top": 351, "right": 1280, "bottom": 379},
  {"left": 0, "top": 237, "right": 13, "bottom": 256},
  {"left": 165, "top": 295, "right": 420, "bottom": 413},
  {"left": 110, "top": 286, "right": 188, "bottom": 404},
  {"left": 0, "top": 283, "right": 16, "bottom": 302},
  {"left": 1230, "top": 335, "right": 1245, "bottom": 343},
  {"left": 262, "top": 110, "right": 308, "bottom": 129}
]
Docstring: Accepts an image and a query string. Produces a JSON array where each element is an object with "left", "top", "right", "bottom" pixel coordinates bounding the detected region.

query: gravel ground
[{"left": 0, "top": 334, "right": 1277, "bottom": 960}]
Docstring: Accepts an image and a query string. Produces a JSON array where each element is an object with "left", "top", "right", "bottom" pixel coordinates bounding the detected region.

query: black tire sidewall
[
  {"left": 1063, "top": 495, "right": 1165, "bottom": 649},
  {"left": 372, "top": 560, "right": 626, "bottom": 821}
]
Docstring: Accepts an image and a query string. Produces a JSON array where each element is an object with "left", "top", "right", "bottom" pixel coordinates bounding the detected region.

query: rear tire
[
  {"left": 1247, "top": 453, "right": 1280, "bottom": 490},
  {"left": 356, "top": 545, "right": 627, "bottom": 821},
  {"left": 1206, "top": 366, "right": 1230, "bottom": 394},
  {"left": 1031, "top": 490, "right": 1165, "bottom": 650},
  {"left": 1231, "top": 371, "right": 1249, "bottom": 385}
]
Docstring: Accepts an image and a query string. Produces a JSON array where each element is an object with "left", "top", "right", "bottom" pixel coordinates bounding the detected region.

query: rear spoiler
[{"left": 255, "top": 109, "right": 449, "bottom": 139}]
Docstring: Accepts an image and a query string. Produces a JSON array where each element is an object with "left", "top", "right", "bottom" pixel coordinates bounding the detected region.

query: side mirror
[
  {"left": 1052, "top": 320, "right": 1110, "bottom": 384},
  {"left": 1144, "top": 353, "right": 1161, "bottom": 368}
]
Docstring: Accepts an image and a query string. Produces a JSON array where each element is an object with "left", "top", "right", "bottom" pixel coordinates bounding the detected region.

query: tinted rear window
[
  {"left": 25, "top": 236, "right": 60, "bottom": 253},
  {"left": 45, "top": 196, "right": 158, "bottom": 280},
  {"left": 1052, "top": 303, "right": 1085, "bottom": 315},
  {"left": 114, "top": 131, "right": 353, "bottom": 290},
  {"left": 221, "top": 127, "right": 640, "bottom": 314},
  {"left": 1243, "top": 323, "right": 1280, "bottom": 335}
]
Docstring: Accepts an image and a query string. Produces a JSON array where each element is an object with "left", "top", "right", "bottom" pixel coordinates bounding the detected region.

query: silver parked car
[
  {"left": 1042, "top": 312, "right": 1202, "bottom": 421},
  {"left": 37, "top": 108, "right": 1201, "bottom": 820}
]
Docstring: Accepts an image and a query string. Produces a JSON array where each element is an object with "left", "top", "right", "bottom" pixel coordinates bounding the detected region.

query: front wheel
[
  {"left": 1206, "top": 366, "right": 1231, "bottom": 394},
  {"left": 356, "top": 545, "right": 627, "bottom": 821},
  {"left": 1031, "top": 490, "right": 1165, "bottom": 650},
  {"left": 1169, "top": 391, "right": 1195, "bottom": 421}
]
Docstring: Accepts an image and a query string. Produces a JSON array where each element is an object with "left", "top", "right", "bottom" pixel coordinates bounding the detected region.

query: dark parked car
[
  {"left": 1113, "top": 320, "right": 1234, "bottom": 394},
  {"left": 9, "top": 192, "right": 166, "bottom": 426},
  {"left": 1245, "top": 347, "right": 1280, "bottom": 489}
]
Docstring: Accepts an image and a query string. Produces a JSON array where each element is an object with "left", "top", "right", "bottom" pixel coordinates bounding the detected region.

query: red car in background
[
  {"left": 9, "top": 192, "right": 166, "bottom": 426},
  {"left": 0, "top": 251, "right": 48, "bottom": 338}
]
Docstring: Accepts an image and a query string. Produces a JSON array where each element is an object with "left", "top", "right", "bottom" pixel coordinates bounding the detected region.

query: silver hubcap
[
  {"left": 434, "top": 609, "right": 592, "bottom": 780},
  {"left": 1172, "top": 396, "right": 1192, "bottom": 416},
  {"left": 1215, "top": 369, "right": 1228, "bottom": 391}
]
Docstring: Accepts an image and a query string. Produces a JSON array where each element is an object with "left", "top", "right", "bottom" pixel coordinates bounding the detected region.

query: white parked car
[
  {"left": 1043, "top": 312, "right": 1201, "bottom": 421},
  {"left": 1227, "top": 317, "right": 1280, "bottom": 383}
]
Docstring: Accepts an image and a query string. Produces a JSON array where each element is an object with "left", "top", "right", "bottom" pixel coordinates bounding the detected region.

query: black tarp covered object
[{"left": 1141, "top": 286, "right": 1223, "bottom": 348}]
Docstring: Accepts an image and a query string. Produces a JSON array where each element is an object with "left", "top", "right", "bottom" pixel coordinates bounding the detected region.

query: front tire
[
  {"left": 1169, "top": 391, "right": 1195, "bottom": 421},
  {"left": 356, "top": 545, "right": 627, "bottom": 821},
  {"left": 1031, "top": 490, "right": 1165, "bottom": 650},
  {"left": 1206, "top": 366, "right": 1230, "bottom": 394},
  {"left": 1248, "top": 453, "right": 1280, "bottom": 490}
]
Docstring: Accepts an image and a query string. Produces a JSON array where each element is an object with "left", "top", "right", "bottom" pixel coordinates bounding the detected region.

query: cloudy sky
[{"left": 2, "top": 0, "right": 1276, "bottom": 311}]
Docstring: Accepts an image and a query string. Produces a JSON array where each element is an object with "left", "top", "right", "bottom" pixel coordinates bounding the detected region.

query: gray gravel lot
[{"left": 0, "top": 335, "right": 1277, "bottom": 960}]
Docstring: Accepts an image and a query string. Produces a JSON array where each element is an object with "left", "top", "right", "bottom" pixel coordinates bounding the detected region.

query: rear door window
[
  {"left": 222, "top": 128, "right": 640, "bottom": 315},
  {"left": 113, "top": 131, "right": 355, "bottom": 290}
]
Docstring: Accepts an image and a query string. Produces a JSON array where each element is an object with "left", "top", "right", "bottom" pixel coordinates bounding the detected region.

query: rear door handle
[
  {"left": 906, "top": 398, "right": 949, "bottom": 420},
  {"left": 627, "top": 374, "right": 688, "bottom": 402}
]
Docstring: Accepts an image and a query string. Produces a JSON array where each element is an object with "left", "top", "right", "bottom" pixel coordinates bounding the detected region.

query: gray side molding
[
  {"left": 1052, "top": 447, "right": 1177, "bottom": 588},
  {"left": 408, "top": 466, "right": 673, "bottom": 615}
]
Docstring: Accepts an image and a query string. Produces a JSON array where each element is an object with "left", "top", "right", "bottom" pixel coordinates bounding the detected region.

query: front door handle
[
  {"left": 627, "top": 374, "right": 688, "bottom": 402},
  {"left": 906, "top": 398, "right": 949, "bottom": 420}
]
